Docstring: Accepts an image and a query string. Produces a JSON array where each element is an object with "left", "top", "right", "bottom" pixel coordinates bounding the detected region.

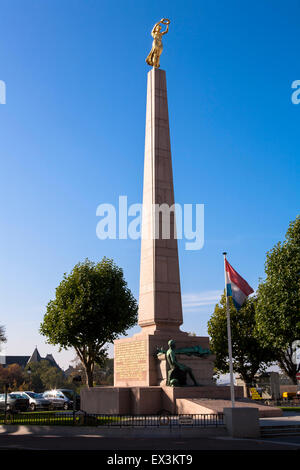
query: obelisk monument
[
  {"left": 140, "top": 19, "right": 182, "bottom": 335},
  {"left": 114, "top": 19, "right": 212, "bottom": 388},
  {"left": 138, "top": 66, "right": 183, "bottom": 334}
]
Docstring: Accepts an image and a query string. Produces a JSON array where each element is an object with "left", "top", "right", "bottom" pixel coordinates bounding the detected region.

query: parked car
[
  {"left": 0, "top": 393, "right": 29, "bottom": 412},
  {"left": 43, "top": 389, "right": 79, "bottom": 410},
  {"left": 42, "top": 390, "right": 69, "bottom": 410},
  {"left": 57, "top": 389, "right": 80, "bottom": 410},
  {"left": 18, "top": 391, "right": 51, "bottom": 411}
]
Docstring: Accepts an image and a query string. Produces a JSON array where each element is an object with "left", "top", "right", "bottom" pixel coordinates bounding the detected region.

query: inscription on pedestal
[{"left": 115, "top": 340, "right": 147, "bottom": 382}]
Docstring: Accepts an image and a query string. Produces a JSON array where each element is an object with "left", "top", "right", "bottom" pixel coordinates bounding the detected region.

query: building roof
[
  {"left": 44, "top": 354, "right": 60, "bottom": 369},
  {"left": 0, "top": 356, "right": 30, "bottom": 368},
  {"left": 0, "top": 347, "right": 61, "bottom": 371},
  {"left": 28, "top": 347, "right": 42, "bottom": 364}
]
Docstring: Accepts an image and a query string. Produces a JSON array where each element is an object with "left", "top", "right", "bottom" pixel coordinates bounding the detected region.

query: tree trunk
[
  {"left": 85, "top": 363, "right": 94, "bottom": 388},
  {"left": 278, "top": 350, "right": 299, "bottom": 384}
]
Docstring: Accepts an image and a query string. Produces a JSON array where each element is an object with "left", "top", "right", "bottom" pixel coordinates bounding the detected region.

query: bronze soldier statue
[{"left": 166, "top": 340, "right": 198, "bottom": 386}]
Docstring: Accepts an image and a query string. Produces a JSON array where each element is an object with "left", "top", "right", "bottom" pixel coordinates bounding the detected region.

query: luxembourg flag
[{"left": 225, "top": 259, "right": 254, "bottom": 310}]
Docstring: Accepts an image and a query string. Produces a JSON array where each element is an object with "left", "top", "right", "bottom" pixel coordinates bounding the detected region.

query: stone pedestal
[
  {"left": 224, "top": 407, "right": 260, "bottom": 438},
  {"left": 80, "top": 387, "right": 130, "bottom": 415},
  {"left": 114, "top": 331, "right": 214, "bottom": 387}
]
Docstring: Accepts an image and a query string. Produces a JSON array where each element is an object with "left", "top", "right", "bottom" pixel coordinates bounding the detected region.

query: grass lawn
[
  {"left": 0, "top": 411, "right": 75, "bottom": 425},
  {"left": 0, "top": 411, "right": 128, "bottom": 426}
]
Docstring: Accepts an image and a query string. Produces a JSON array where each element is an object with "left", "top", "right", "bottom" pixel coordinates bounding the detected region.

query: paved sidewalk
[
  {"left": 0, "top": 424, "right": 227, "bottom": 438},
  {"left": 260, "top": 412, "right": 300, "bottom": 427}
]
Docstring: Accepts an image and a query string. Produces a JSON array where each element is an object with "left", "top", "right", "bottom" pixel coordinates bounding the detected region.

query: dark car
[
  {"left": 42, "top": 389, "right": 80, "bottom": 410},
  {"left": 18, "top": 391, "right": 51, "bottom": 411},
  {"left": 0, "top": 393, "right": 29, "bottom": 412}
]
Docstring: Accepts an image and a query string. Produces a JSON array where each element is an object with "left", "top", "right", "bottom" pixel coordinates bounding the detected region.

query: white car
[{"left": 19, "top": 391, "right": 51, "bottom": 411}]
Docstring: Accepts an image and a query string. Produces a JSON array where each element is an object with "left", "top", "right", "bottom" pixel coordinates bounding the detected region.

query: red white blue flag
[{"left": 225, "top": 259, "right": 254, "bottom": 310}]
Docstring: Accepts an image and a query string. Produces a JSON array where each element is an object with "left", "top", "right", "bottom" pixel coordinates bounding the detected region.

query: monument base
[
  {"left": 80, "top": 385, "right": 244, "bottom": 415},
  {"left": 114, "top": 330, "right": 215, "bottom": 387}
]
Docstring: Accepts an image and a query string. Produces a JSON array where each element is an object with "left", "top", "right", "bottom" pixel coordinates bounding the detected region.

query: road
[{"left": 0, "top": 432, "right": 299, "bottom": 451}]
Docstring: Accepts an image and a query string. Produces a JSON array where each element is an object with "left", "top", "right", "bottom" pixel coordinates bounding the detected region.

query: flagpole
[{"left": 223, "top": 252, "right": 235, "bottom": 408}]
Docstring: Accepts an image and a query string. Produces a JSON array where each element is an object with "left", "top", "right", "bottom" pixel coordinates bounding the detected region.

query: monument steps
[{"left": 176, "top": 398, "right": 283, "bottom": 418}]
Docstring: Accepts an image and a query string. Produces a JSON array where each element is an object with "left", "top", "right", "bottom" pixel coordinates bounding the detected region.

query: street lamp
[{"left": 27, "top": 366, "right": 32, "bottom": 390}]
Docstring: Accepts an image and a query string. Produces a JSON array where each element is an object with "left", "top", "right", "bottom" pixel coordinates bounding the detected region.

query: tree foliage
[
  {"left": 24, "top": 361, "right": 67, "bottom": 392},
  {"left": 208, "top": 294, "right": 274, "bottom": 384},
  {"left": 0, "top": 361, "right": 69, "bottom": 393},
  {"left": 0, "top": 364, "right": 24, "bottom": 391},
  {"left": 256, "top": 216, "right": 300, "bottom": 383},
  {"left": 40, "top": 258, "right": 138, "bottom": 387},
  {"left": 0, "top": 325, "right": 7, "bottom": 351}
]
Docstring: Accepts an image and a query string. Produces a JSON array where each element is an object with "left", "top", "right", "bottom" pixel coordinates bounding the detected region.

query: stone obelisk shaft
[{"left": 138, "top": 68, "right": 183, "bottom": 333}]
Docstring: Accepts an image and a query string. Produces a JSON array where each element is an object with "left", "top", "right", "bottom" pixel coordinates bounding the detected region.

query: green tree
[
  {"left": 24, "top": 360, "right": 67, "bottom": 392},
  {"left": 40, "top": 258, "right": 138, "bottom": 387},
  {"left": 208, "top": 294, "right": 274, "bottom": 387},
  {"left": 256, "top": 216, "right": 300, "bottom": 383}
]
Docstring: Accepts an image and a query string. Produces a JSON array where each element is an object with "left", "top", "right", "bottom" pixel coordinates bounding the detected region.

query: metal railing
[
  {"left": 83, "top": 413, "right": 224, "bottom": 427},
  {"left": 0, "top": 411, "right": 224, "bottom": 427}
]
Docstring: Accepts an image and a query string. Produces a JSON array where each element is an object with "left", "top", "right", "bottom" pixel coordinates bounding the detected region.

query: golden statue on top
[{"left": 146, "top": 18, "right": 170, "bottom": 68}]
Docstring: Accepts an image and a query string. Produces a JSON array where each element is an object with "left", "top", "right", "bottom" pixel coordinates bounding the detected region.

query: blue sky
[{"left": 0, "top": 0, "right": 299, "bottom": 369}]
